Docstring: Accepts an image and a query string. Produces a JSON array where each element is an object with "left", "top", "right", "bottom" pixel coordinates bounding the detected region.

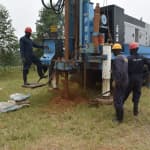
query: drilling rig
[{"left": 40, "top": 0, "right": 150, "bottom": 98}]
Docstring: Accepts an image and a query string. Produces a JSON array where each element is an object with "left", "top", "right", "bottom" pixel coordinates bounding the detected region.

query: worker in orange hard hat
[
  {"left": 111, "top": 43, "right": 128, "bottom": 123},
  {"left": 19, "top": 26, "right": 48, "bottom": 85},
  {"left": 25, "top": 27, "right": 32, "bottom": 33},
  {"left": 123, "top": 42, "right": 150, "bottom": 116}
]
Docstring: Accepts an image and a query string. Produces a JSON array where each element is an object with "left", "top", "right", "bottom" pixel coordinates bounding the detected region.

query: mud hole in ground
[{"left": 42, "top": 81, "right": 89, "bottom": 113}]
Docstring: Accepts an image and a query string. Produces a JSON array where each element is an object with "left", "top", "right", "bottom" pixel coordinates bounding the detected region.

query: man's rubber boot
[
  {"left": 113, "top": 108, "right": 123, "bottom": 123},
  {"left": 23, "top": 70, "right": 29, "bottom": 85},
  {"left": 37, "top": 75, "right": 48, "bottom": 83},
  {"left": 118, "top": 108, "right": 123, "bottom": 123},
  {"left": 133, "top": 103, "right": 139, "bottom": 116}
]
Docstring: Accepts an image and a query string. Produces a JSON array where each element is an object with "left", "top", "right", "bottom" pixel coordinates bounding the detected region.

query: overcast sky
[{"left": 0, "top": 0, "right": 149, "bottom": 38}]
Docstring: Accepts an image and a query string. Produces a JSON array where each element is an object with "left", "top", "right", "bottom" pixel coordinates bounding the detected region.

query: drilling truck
[{"left": 40, "top": 0, "right": 150, "bottom": 97}]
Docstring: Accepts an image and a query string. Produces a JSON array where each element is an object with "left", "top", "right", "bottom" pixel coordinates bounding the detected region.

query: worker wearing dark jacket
[
  {"left": 112, "top": 43, "right": 128, "bottom": 123},
  {"left": 123, "top": 42, "right": 150, "bottom": 116},
  {"left": 19, "top": 27, "right": 47, "bottom": 85}
]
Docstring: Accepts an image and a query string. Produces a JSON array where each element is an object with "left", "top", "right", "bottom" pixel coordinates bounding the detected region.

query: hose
[{"left": 41, "top": 0, "right": 65, "bottom": 14}]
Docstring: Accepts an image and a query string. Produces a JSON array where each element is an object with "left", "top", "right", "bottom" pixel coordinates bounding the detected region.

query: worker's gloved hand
[
  {"left": 112, "top": 80, "right": 116, "bottom": 88},
  {"left": 44, "top": 45, "right": 49, "bottom": 49},
  {"left": 44, "top": 45, "right": 51, "bottom": 52}
]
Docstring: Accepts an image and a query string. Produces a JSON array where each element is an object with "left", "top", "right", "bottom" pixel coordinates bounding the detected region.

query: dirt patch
[
  {"left": 42, "top": 81, "right": 89, "bottom": 113},
  {"left": 47, "top": 92, "right": 88, "bottom": 113}
]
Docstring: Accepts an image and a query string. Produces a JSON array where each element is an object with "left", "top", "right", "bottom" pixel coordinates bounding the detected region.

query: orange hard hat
[
  {"left": 129, "top": 42, "right": 139, "bottom": 50},
  {"left": 25, "top": 27, "right": 32, "bottom": 33}
]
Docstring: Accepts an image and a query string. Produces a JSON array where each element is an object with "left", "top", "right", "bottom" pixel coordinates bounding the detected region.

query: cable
[
  {"left": 50, "top": 0, "right": 64, "bottom": 14},
  {"left": 41, "top": 0, "right": 65, "bottom": 14},
  {"left": 41, "top": 0, "right": 51, "bottom": 9}
]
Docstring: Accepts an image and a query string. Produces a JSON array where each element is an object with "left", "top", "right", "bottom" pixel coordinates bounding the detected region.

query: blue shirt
[
  {"left": 112, "top": 54, "right": 128, "bottom": 85},
  {"left": 19, "top": 35, "right": 43, "bottom": 58}
]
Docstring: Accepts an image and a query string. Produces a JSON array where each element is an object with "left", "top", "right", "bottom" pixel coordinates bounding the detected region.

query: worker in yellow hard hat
[{"left": 111, "top": 43, "right": 128, "bottom": 123}]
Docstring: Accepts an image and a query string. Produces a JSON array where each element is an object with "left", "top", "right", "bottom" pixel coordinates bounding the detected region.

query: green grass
[{"left": 0, "top": 69, "right": 150, "bottom": 150}]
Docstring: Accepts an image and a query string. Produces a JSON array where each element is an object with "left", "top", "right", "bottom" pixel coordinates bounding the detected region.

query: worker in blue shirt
[
  {"left": 19, "top": 27, "right": 47, "bottom": 85},
  {"left": 112, "top": 43, "right": 128, "bottom": 123},
  {"left": 123, "top": 42, "right": 150, "bottom": 116}
]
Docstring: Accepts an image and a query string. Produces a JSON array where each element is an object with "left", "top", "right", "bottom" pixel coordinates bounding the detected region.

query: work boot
[
  {"left": 42, "top": 66, "right": 48, "bottom": 74},
  {"left": 112, "top": 117, "right": 122, "bottom": 124},
  {"left": 113, "top": 108, "right": 123, "bottom": 123},
  {"left": 24, "top": 82, "right": 30, "bottom": 86},
  {"left": 119, "top": 109, "right": 124, "bottom": 122},
  {"left": 37, "top": 75, "right": 48, "bottom": 83},
  {"left": 23, "top": 70, "right": 28, "bottom": 85},
  {"left": 133, "top": 103, "right": 139, "bottom": 116}
]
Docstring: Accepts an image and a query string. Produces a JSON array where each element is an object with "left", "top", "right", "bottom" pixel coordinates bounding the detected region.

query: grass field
[{"left": 0, "top": 68, "right": 150, "bottom": 150}]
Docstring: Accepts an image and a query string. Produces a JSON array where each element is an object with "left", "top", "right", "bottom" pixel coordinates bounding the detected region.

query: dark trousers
[
  {"left": 114, "top": 83, "right": 127, "bottom": 121},
  {"left": 23, "top": 55, "right": 43, "bottom": 83},
  {"left": 123, "top": 74, "right": 143, "bottom": 105}
]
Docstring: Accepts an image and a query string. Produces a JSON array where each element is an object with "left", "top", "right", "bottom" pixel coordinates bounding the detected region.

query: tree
[
  {"left": 34, "top": 5, "right": 64, "bottom": 57},
  {"left": 0, "top": 4, "right": 19, "bottom": 66},
  {"left": 36, "top": 6, "right": 63, "bottom": 40}
]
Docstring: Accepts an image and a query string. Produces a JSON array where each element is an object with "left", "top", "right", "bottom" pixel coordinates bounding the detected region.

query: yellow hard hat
[{"left": 112, "top": 43, "right": 122, "bottom": 50}]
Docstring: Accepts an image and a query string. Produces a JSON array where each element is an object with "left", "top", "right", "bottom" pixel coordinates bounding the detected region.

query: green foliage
[
  {"left": 0, "top": 4, "right": 19, "bottom": 66},
  {"left": 36, "top": 5, "right": 63, "bottom": 40},
  {"left": 32, "top": 4, "right": 64, "bottom": 57}
]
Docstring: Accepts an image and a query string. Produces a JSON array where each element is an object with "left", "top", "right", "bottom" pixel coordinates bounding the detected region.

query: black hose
[
  {"left": 50, "top": 0, "right": 64, "bottom": 14},
  {"left": 41, "top": 0, "right": 65, "bottom": 14},
  {"left": 41, "top": 0, "right": 51, "bottom": 9}
]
